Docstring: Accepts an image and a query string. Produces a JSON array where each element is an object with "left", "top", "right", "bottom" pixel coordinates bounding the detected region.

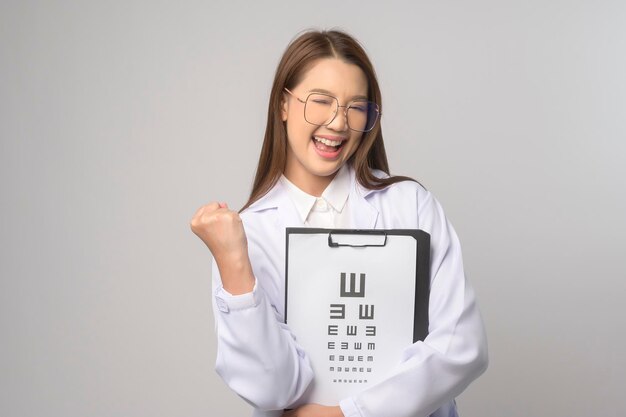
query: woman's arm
[
  {"left": 192, "top": 201, "right": 315, "bottom": 410},
  {"left": 211, "top": 260, "right": 315, "bottom": 411},
  {"left": 339, "top": 191, "right": 489, "bottom": 417}
]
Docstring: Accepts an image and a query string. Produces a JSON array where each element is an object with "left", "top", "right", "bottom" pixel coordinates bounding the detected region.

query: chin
[{"left": 310, "top": 163, "right": 343, "bottom": 178}]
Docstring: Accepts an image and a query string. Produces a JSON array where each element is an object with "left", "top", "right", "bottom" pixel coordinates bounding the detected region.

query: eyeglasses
[{"left": 284, "top": 88, "right": 380, "bottom": 133}]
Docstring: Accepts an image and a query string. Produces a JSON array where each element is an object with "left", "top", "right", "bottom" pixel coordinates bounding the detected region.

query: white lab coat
[{"left": 211, "top": 166, "right": 488, "bottom": 417}]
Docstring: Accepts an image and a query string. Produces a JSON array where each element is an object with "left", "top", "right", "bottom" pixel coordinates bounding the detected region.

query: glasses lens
[
  {"left": 347, "top": 101, "right": 379, "bottom": 132},
  {"left": 304, "top": 94, "right": 337, "bottom": 125}
]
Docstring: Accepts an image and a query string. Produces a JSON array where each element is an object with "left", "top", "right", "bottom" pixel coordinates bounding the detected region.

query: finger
[
  {"left": 219, "top": 202, "right": 228, "bottom": 209},
  {"left": 206, "top": 201, "right": 222, "bottom": 211},
  {"left": 190, "top": 202, "right": 221, "bottom": 226},
  {"left": 192, "top": 202, "right": 220, "bottom": 217}
]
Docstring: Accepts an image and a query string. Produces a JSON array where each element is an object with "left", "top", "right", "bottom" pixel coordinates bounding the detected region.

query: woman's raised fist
[{"left": 190, "top": 202, "right": 255, "bottom": 294}]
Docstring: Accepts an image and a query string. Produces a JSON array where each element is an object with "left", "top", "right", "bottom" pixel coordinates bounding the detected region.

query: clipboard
[{"left": 285, "top": 228, "right": 430, "bottom": 405}]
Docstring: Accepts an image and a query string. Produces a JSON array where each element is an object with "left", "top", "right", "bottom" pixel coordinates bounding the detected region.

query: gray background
[{"left": 1, "top": 1, "right": 625, "bottom": 416}]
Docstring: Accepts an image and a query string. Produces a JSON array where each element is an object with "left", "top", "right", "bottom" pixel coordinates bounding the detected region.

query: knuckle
[
  {"left": 202, "top": 202, "right": 218, "bottom": 213},
  {"left": 219, "top": 211, "right": 234, "bottom": 221}
]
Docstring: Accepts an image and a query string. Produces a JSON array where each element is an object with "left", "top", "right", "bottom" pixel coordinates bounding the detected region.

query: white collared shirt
[{"left": 278, "top": 163, "right": 351, "bottom": 228}]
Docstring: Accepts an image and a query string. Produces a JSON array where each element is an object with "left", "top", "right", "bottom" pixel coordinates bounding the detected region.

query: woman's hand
[
  {"left": 190, "top": 202, "right": 255, "bottom": 294},
  {"left": 283, "top": 404, "right": 344, "bottom": 417}
]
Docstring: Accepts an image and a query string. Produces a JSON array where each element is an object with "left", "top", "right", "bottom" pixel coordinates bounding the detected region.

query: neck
[{"left": 283, "top": 170, "right": 336, "bottom": 197}]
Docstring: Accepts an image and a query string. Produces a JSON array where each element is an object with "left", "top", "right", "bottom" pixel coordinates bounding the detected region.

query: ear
[{"left": 281, "top": 93, "right": 289, "bottom": 122}]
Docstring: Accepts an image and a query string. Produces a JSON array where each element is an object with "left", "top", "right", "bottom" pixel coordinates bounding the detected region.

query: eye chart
[{"left": 285, "top": 229, "right": 430, "bottom": 405}]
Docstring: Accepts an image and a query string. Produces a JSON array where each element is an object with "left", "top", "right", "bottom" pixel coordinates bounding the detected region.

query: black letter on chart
[
  {"left": 359, "top": 304, "right": 375, "bottom": 320},
  {"left": 340, "top": 273, "right": 365, "bottom": 297},
  {"left": 330, "top": 304, "right": 346, "bottom": 319}
]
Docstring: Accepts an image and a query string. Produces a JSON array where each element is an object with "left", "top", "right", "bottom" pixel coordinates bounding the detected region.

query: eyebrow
[{"left": 308, "top": 88, "right": 368, "bottom": 101}]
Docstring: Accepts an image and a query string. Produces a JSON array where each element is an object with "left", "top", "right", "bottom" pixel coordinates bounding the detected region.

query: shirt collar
[
  {"left": 279, "top": 164, "right": 352, "bottom": 223},
  {"left": 278, "top": 176, "right": 317, "bottom": 224},
  {"left": 321, "top": 163, "right": 351, "bottom": 213}
]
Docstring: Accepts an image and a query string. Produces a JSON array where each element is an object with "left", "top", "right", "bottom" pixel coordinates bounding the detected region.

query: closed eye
[
  {"left": 350, "top": 105, "right": 367, "bottom": 112},
  {"left": 311, "top": 98, "right": 333, "bottom": 105}
]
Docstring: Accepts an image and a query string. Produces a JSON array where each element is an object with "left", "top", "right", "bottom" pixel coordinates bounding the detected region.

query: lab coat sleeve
[
  {"left": 339, "top": 191, "right": 489, "bottom": 417},
  {"left": 211, "top": 259, "right": 314, "bottom": 411}
]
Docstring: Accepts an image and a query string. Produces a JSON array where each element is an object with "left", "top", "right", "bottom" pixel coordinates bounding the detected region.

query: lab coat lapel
[
  {"left": 348, "top": 167, "right": 379, "bottom": 229},
  {"left": 250, "top": 180, "right": 305, "bottom": 228},
  {"left": 274, "top": 186, "right": 305, "bottom": 228},
  {"left": 349, "top": 185, "right": 379, "bottom": 229}
]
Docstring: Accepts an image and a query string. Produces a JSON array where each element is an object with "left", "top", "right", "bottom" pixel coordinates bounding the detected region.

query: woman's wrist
[{"left": 216, "top": 253, "right": 255, "bottom": 295}]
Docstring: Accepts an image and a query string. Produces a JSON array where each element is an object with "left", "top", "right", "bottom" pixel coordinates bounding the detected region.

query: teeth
[{"left": 314, "top": 136, "right": 342, "bottom": 147}]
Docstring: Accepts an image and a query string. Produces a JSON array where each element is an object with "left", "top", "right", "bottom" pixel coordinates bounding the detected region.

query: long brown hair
[{"left": 241, "top": 29, "right": 416, "bottom": 212}]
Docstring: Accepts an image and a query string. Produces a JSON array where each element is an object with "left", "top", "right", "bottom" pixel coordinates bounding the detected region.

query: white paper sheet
[{"left": 286, "top": 229, "right": 428, "bottom": 405}]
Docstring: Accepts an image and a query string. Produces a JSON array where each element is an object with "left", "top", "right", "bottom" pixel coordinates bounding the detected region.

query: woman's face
[{"left": 281, "top": 58, "right": 368, "bottom": 196}]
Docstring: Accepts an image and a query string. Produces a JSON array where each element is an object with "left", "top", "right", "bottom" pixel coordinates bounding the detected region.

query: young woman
[{"left": 191, "top": 30, "right": 488, "bottom": 417}]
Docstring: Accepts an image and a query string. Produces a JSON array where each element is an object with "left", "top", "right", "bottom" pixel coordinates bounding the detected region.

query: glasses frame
[{"left": 283, "top": 88, "right": 380, "bottom": 133}]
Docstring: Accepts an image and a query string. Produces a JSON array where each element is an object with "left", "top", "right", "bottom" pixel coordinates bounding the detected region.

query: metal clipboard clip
[{"left": 327, "top": 230, "right": 388, "bottom": 248}]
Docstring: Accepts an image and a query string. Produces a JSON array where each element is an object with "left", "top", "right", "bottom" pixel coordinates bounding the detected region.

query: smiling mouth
[{"left": 312, "top": 136, "right": 346, "bottom": 152}]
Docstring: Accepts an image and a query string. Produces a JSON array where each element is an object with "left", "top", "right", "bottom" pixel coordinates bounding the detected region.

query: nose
[{"left": 327, "top": 106, "right": 349, "bottom": 132}]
